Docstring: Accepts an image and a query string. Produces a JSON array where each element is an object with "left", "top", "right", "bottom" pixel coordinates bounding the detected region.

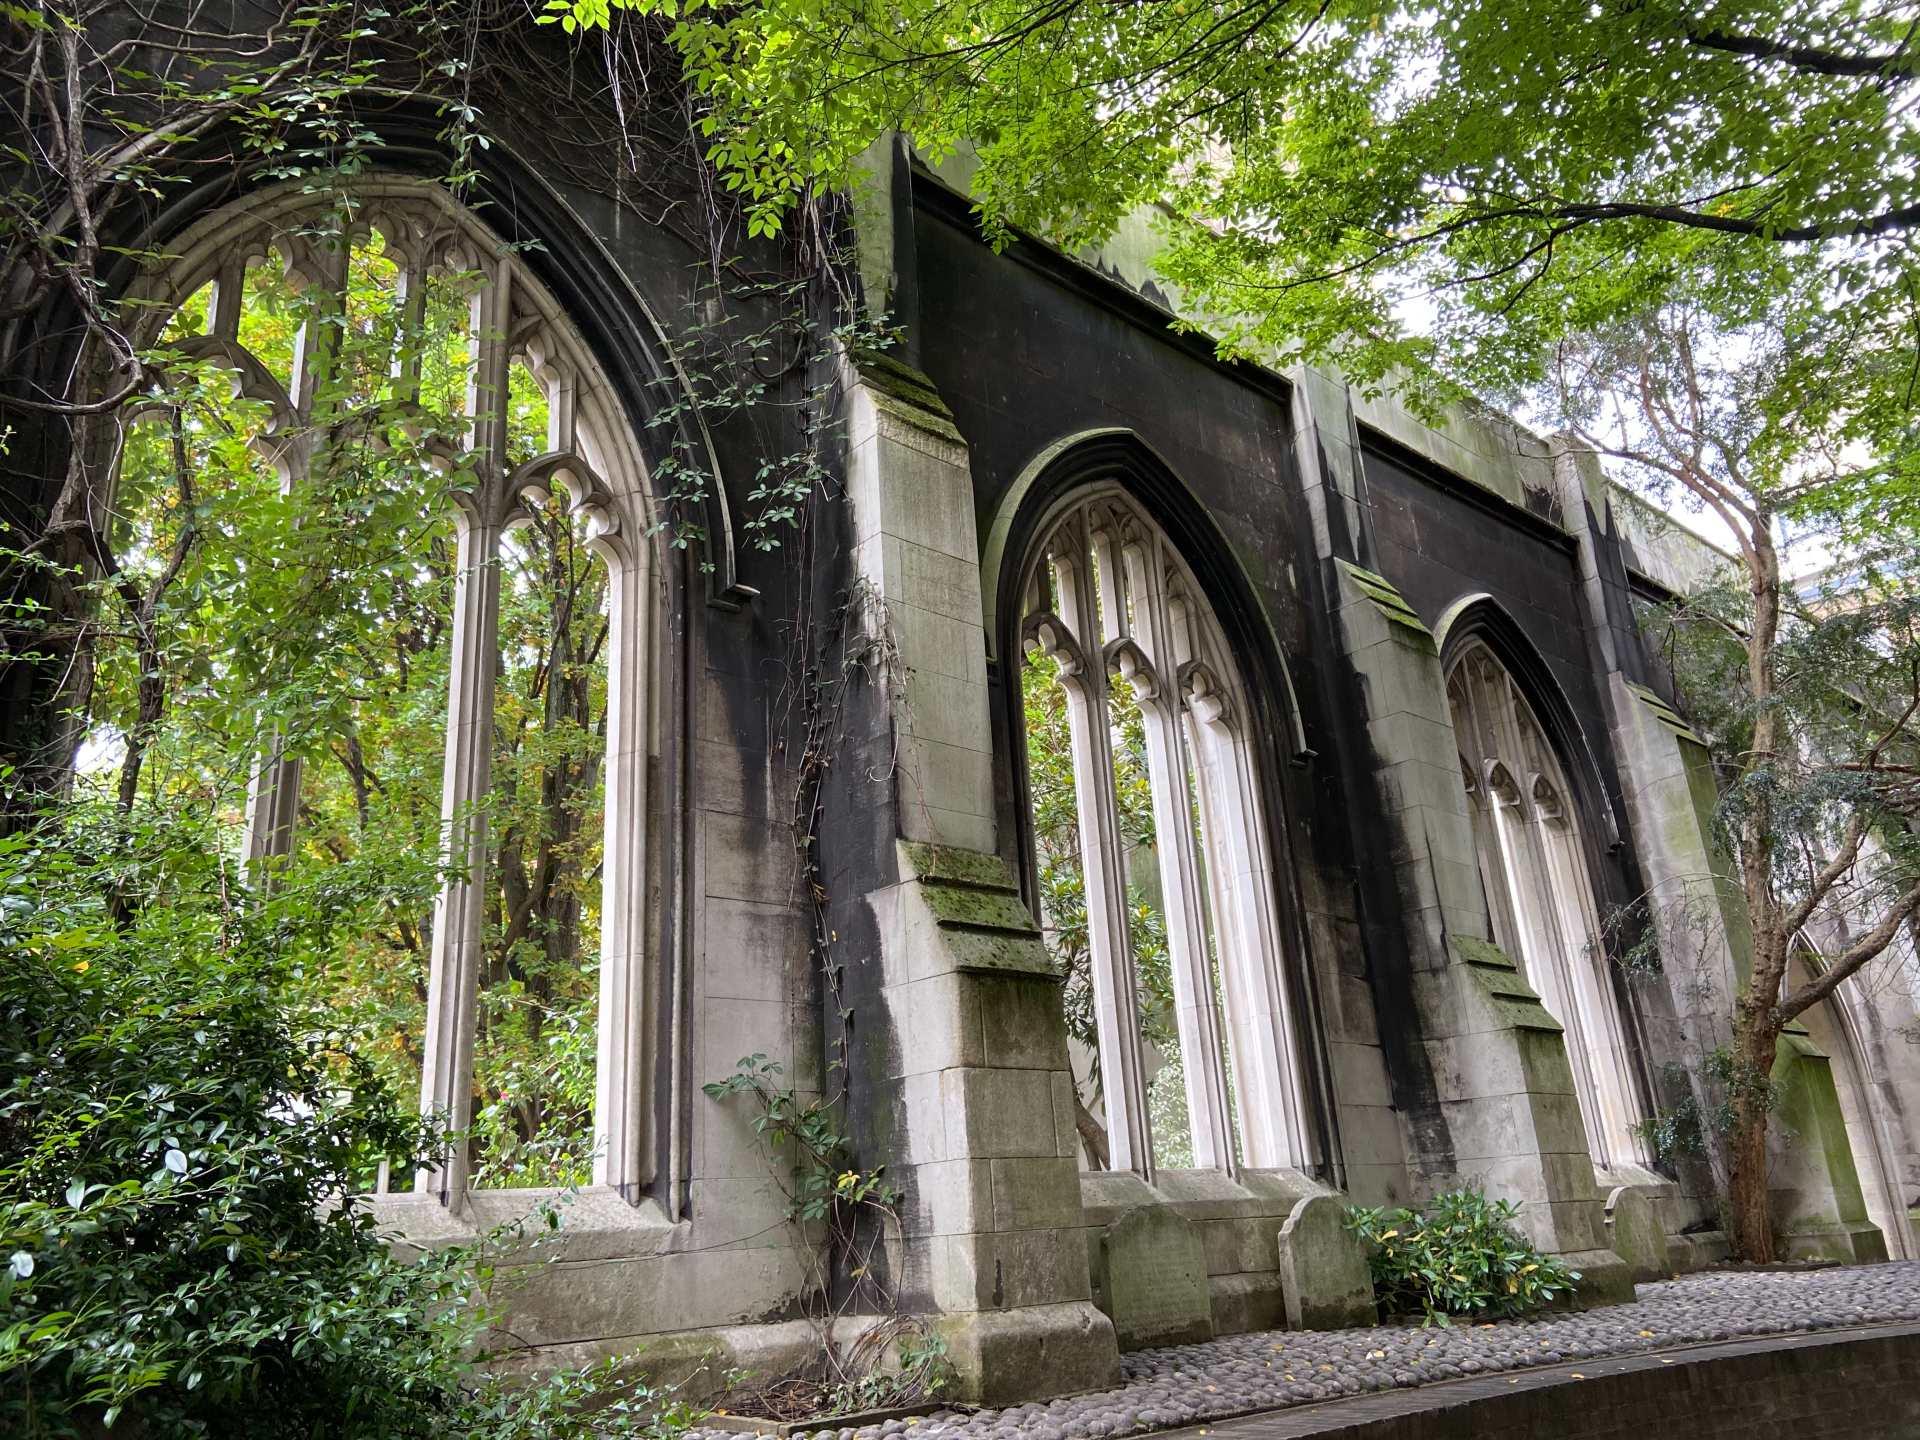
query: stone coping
[
  {"left": 1148, "top": 1321, "right": 1920, "bottom": 1439},
  {"left": 1079, "top": 1167, "right": 1326, "bottom": 1225}
]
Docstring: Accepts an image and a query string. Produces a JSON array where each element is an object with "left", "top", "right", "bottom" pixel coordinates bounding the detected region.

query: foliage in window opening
[{"left": 1023, "top": 641, "right": 1193, "bottom": 1170}]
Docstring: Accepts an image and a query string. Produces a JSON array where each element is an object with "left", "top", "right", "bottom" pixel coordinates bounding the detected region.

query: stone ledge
[
  {"left": 1665, "top": 1228, "right": 1731, "bottom": 1273},
  {"left": 1335, "top": 561, "right": 1432, "bottom": 637},
  {"left": 900, "top": 840, "right": 1022, "bottom": 890},
  {"left": 1621, "top": 680, "right": 1706, "bottom": 746},
  {"left": 894, "top": 840, "right": 1058, "bottom": 980},
  {"left": 1449, "top": 935, "right": 1563, "bottom": 1034},
  {"left": 364, "top": 1185, "right": 686, "bottom": 1263}
]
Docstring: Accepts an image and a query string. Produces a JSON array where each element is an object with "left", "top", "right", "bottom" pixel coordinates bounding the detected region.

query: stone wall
[
  {"left": 1080, "top": 1172, "right": 1374, "bottom": 1347},
  {"left": 17, "top": 92, "right": 1920, "bottom": 1406}
]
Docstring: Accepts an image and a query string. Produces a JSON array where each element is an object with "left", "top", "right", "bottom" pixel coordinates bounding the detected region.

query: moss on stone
[
  {"left": 921, "top": 882, "right": 1042, "bottom": 934},
  {"left": 946, "top": 929, "right": 1057, "bottom": 978},
  {"left": 1452, "top": 935, "right": 1565, "bottom": 1032},
  {"left": 899, "top": 840, "right": 1016, "bottom": 891},
  {"left": 1336, "top": 560, "right": 1433, "bottom": 635}
]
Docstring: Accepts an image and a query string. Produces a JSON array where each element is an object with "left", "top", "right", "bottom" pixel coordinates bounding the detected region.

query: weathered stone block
[
  {"left": 1513, "top": 1028, "right": 1578, "bottom": 1095},
  {"left": 702, "top": 897, "right": 808, "bottom": 1004},
  {"left": 932, "top": 1227, "right": 1092, "bottom": 1312},
  {"left": 977, "top": 974, "right": 1074, "bottom": 1070},
  {"left": 910, "top": 1157, "right": 992, "bottom": 1236},
  {"left": 1440, "top": 1094, "right": 1526, "bottom": 1162},
  {"left": 1427, "top": 1032, "right": 1530, "bottom": 1100},
  {"left": 1537, "top": 1195, "right": 1610, "bottom": 1255},
  {"left": 1095, "top": 1205, "right": 1214, "bottom": 1349},
  {"left": 1604, "top": 1185, "right": 1672, "bottom": 1284},
  {"left": 941, "top": 1067, "right": 1063, "bottom": 1158},
  {"left": 881, "top": 972, "right": 985, "bottom": 1078},
  {"left": 932, "top": 1301, "right": 1120, "bottom": 1406},
  {"left": 701, "top": 812, "right": 799, "bottom": 904},
  {"left": 1776, "top": 1217, "right": 1890, "bottom": 1265},
  {"left": 1275, "top": 1194, "right": 1376, "bottom": 1330},
  {"left": 1196, "top": 1214, "right": 1280, "bottom": 1275},
  {"left": 491, "top": 1244, "right": 814, "bottom": 1348},
  {"left": 1206, "top": 1271, "right": 1286, "bottom": 1335},
  {"left": 988, "top": 1156, "right": 1084, "bottom": 1232},
  {"left": 1522, "top": 1090, "right": 1590, "bottom": 1154},
  {"left": 1336, "top": 1103, "right": 1405, "bottom": 1168},
  {"left": 1328, "top": 1040, "right": 1395, "bottom": 1108},
  {"left": 1666, "top": 1228, "right": 1731, "bottom": 1273},
  {"left": 1560, "top": 1246, "right": 1636, "bottom": 1308}
]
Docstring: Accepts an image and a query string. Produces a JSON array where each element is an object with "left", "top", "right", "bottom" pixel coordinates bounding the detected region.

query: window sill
[{"left": 361, "top": 1184, "right": 684, "bottom": 1263}]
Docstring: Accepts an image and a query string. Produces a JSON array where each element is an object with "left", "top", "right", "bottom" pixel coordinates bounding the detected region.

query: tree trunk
[
  {"left": 1724, "top": 506, "right": 1784, "bottom": 1263},
  {"left": 1724, "top": 1019, "right": 1779, "bottom": 1261},
  {"left": 1072, "top": 1093, "right": 1110, "bottom": 1171},
  {"left": 15, "top": 362, "right": 120, "bottom": 811},
  {"left": 1725, "top": 1104, "right": 1774, "bottom": 1261}
]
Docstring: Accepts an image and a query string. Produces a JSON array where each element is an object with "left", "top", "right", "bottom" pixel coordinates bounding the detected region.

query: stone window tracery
[
  {"left": 1019, "top": 488, "right": 1312, "bottom": 1177},
  {"left": 113, "top": 182, "right": 660, "bottom": 1207},
  {"left": 1448, "top": 641, "right": 1649, "bottom": 1171}
]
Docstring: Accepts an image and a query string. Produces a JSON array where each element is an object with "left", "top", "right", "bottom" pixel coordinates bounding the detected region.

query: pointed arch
[
  {"left": 1444, "top": 625, "right": 1652, "bottom": 1171},
  {"left": 1435, "top": 593, "right": 1622, "bottom": 850},
  {"left": 106, "top": 174, "right": 692, "bottom": 1213},
  {"left": 990, "top": 431, "right": 1335, "bottom": 1180},
  {"left": 1791, "top": 939, "right": 1917, "bottom": 1260}
]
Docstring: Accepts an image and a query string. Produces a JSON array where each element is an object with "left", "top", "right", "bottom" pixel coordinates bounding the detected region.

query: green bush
[
  {"left": 1345, "top": 1190, "right": 1581, "bottom": 1325},
  {"left": 0, "top": 811, "right": 683, "bottom": 1437}
]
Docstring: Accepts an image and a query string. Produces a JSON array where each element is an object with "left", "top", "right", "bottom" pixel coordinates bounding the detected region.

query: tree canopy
[{"left": 552, "top": 0, "right": 1918, "bottom": 525}]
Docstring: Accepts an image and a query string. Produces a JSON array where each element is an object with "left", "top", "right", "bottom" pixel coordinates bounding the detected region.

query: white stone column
[
  {"left": 417, "top": 256, "right": 514, "bottom": 1202},
  {"left": 415, "top": 506, "right": 503, "bottom": 1201},
  {"left": 593, "top": 540, "right": 652, "bottom": 1197},
  {"left": 1116, "top": 541, "right": 1235, "bottom": 1171},
  {"left": 1186, "top": 673, "right": 1312, "bottom": 1171},
  {"left": 241, "top": 239, "right": 347, "bottom": 872},
  {"left": 1026, "top": 574, "right": 1151, "bottom": 1176}
]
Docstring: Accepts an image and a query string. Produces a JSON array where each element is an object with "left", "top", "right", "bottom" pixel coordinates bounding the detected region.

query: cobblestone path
[{"left": 693, "top": 1263, "right": 1920, "bottom": 1440}]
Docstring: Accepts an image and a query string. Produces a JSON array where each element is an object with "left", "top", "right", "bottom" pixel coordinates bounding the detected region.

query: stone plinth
[
  {"left": 1095, "top": 1206, "right": 1213, "bottom": 1349},
  {"left": 1277, "top": 1194, "right": 1377, "bottom": 1330}
]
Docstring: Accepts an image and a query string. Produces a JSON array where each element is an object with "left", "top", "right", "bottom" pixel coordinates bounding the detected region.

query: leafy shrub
[
  {"left": 1345, "top": 1190, "right": 1581, "bottom": 1325},
  {"left": 0, "top": 811, "right": 685, "bottom": 1437}
]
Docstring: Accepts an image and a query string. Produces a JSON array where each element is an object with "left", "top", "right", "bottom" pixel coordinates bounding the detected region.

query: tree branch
[
  {"left": 1779, "top": 874, "right": 1920, "bottom": 1023},
  {"left": 1686, "top": 25, "right": 1920, "bottom": 81}
]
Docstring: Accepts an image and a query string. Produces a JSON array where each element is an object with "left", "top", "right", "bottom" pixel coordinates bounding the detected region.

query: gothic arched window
[
  {"left": 1018, "top": 487, "right": 1311, "bottom": 1178},
  {"left": 106, "top": 180, "right": 661, "bottom": 1206},
  {"left": 1448, "top": 642, "right": 1648, "bottom": 1171}
]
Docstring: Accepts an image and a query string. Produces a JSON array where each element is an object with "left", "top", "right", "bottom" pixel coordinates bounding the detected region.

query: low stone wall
[
  {"left": 1183, "top": 1324, "right": 1920, "bottom": 1439},
  {"left": 1080, "top": 1170, "right": 1374, "bottom": 1348}
]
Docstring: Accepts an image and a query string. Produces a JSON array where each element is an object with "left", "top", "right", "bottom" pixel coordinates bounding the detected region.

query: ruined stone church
[{"left": 7, "top": 65, "right": 1919, "bottom": 1406}]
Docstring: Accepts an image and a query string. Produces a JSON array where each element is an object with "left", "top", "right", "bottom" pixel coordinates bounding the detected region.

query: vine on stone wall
[{"left": 2, "top": 0, "right": 933, "bottom": 1409}]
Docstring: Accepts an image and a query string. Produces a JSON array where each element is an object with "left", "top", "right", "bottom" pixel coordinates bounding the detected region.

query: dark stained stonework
[{"left": 8, "top": 49, "right": 1919, "bottom": 1396}]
